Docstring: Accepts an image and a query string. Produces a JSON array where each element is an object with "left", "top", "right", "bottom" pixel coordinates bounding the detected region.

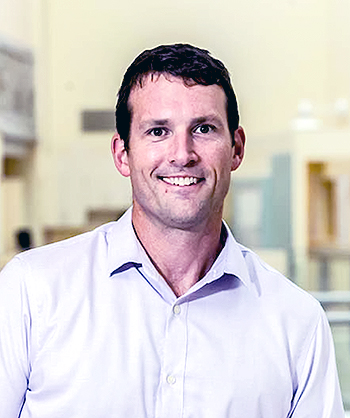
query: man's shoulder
[
  {"left": 224, "top": 228, "right": 318, "bottom": 310},
  {"left": 18, "top": 221, "right": 116, "bottom": 263},
  {"left": 15, "top": 208, "right": 133, "bottom": 266},
  {"left": 234, "top": 242, "right": 322, "bottom": 317},
  {"left": 2, "top": 210, "right": 133, "bottom": 281}
]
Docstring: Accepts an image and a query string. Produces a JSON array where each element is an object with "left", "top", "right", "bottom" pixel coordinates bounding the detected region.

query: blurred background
[{"left": 1, "top": 0, "right": 350, "bottom": 411}]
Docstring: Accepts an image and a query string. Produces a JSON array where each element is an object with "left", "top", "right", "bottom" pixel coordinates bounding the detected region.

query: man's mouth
[{"left": 159, "top": 176, "right": 203, "bottom": 187}]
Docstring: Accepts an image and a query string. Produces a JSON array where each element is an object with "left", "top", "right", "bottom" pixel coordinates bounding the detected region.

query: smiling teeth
[{"left": 162, "top": 177, "right": 198, "bottom": 186}]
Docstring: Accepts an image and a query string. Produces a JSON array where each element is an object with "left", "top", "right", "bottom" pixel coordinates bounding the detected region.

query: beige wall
[{"left": 327, "top": 0, "right": 350, "bottom": 103}]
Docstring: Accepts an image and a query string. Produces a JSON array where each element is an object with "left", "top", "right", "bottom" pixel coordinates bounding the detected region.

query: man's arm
[
  {"left": 0, "top": 257, "right": 31, "bottom": 417},
  {"left": 288, "top": 308, "right": 345, "bottom": 417}
]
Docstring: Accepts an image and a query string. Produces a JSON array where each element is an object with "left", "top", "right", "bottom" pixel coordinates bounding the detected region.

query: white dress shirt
[{"left": 0, "top": 208, "right": 344, "bottom": 417}]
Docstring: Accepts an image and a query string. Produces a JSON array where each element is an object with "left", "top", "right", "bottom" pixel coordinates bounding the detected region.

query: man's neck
[{"left": 132, "top": 210, "right": 224, "bottom": 297}]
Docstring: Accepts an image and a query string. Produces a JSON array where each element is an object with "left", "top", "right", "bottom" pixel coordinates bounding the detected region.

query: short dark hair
[{"left": 115, "top": 43, "right": 239, "bottom": 150}]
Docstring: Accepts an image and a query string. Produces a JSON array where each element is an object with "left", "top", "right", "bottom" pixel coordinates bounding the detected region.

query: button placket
[{"left": 155, "top": 301, "right": 188, "bottom": 418}]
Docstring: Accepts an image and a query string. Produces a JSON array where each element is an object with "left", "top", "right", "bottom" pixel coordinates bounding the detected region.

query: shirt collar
[
  {"left": 107, "top": 207, "right": 251, "bottom": 290},
  {"left": 107, "top": 207, "right": 141, "bottom": 276},
  {"left": 212, "top": 220, "right": 252, "bottom": 290}
]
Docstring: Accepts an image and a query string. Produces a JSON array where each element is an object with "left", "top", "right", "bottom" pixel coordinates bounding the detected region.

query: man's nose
[{"left": 169, "top": 131, "right": 199, "bottom": 167}]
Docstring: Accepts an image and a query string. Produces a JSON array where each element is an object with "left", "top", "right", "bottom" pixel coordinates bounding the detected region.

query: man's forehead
[{"left": 128, "top": 73, "right": 226, "bottom": 110}]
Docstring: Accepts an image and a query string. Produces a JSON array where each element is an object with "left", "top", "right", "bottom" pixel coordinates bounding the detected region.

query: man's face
[{"left": 113, "top": 74, "right": 244, "bottom": 231}]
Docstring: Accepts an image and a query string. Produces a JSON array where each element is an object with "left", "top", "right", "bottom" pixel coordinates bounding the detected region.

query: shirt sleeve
[
  {"left": 288, "top": 307, "right": 345, "bottom": 418},
  {"left": 0, "top": 256, "right": 32, "bottom": 417}
]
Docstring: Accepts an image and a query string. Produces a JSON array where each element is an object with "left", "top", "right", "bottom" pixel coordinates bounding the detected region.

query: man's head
[
  {"left": 115, "top": 43, "right": 239, "bottom": 151},
  {"left": 112, "top": 44, "right": 245, "bottom": 232}
]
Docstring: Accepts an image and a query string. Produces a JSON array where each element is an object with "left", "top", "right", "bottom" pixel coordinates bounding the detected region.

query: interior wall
[{"left": 327, "top": 0, "right": 350, "bottom": 106}]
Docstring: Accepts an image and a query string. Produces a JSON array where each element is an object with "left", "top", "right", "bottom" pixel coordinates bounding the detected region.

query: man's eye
[
  {"left": 194, "top": 124, "right": 214, "bottom": 134},
  {"left": 149, "top": 127, "right": 166, "bottom": 137}
]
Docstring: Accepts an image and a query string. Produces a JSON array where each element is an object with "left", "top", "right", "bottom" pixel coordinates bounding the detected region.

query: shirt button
[
  {"left": 166, "top": 375, "right": 176, "bottom": 385},
  {"left": 173, "top": 305, "right": 181, "bottom": 315}
]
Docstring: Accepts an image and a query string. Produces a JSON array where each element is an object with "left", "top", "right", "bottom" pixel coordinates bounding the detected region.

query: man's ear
[
  {"left": 231, "top": 126, "right": 246, "bottom": 171},
  {"left": 111, "top": 133, "right": 130, "bottom": 177}
]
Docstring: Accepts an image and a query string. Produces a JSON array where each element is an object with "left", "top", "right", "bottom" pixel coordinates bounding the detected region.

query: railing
[
  {"left": 309, "top": 248, "right": 350, "bottom": 291},
  {"left": 312, "top": 291, "right": 350, "bottom": 324}
]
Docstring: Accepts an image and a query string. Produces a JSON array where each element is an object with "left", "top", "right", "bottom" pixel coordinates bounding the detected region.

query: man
[{"left": 0, "top": 44, "right": 344, "bottom": 417}]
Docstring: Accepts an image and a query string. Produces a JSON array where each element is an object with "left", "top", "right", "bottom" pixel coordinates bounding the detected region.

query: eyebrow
[
  {"left": 139, "top": 115, "right": 224, "bottom": 130},
  {"left": 138, "top": 119, "right": 169, "bottom": 130},
  {"left": 190, "top": 115, "right": 224, "bottom": 127}
]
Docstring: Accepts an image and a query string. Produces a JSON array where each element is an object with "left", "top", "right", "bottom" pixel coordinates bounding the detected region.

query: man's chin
[
  {"left": 156, "top": 207, "right": 213, "bottom": 231},
  {"left": 133, "top": 200, "right": 221, "bottom": 231}
]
